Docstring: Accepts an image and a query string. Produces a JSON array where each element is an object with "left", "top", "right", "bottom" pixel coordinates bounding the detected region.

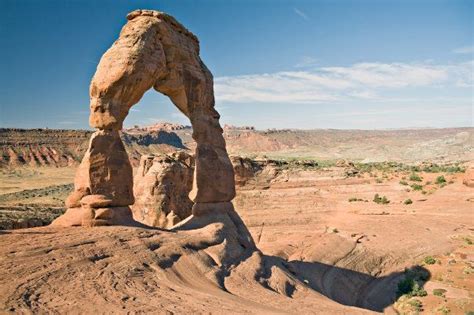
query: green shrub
[
  {"left": 411, "top": 184, "right": 423, "bottom": 191},
  {"left": 433, "top": 288, "right": 447, "bottom": 297},
  {"left": 408, "top": 299, "right": 423, "bottom": 312},
  {"left": 397, "top": 277, "right": 415, "bottom": 296},
  {"left": 397, "top": 267, "right": 429, "bottom": 298},
  {"left": 424, "top": 256, "right": 436, "bottom": 265},
  {"left": 438, "top": 306, "right": 450, "bottom": 315},
  {"left": 404, "top": 199, "right": 413, "bottom": 205},
  {"left": 446, "top": 165, "right": 464, "bottom": 173},
  {"left": 409, "top": 173, "right": 423, "bottom": 182},
  {"left": 436, "top": 175, "right": 447, "bottom": 184},
  {"left": 399, "top": 180, "right": 408, "bottom": 186},
  {"left": 373, "top": 194, "right": 390, "bottom": 204}
]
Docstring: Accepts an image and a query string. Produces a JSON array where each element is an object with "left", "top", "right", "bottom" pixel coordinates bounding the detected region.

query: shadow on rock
[{"left": 273, "top": 257, "right": 430, "bottom": 312}]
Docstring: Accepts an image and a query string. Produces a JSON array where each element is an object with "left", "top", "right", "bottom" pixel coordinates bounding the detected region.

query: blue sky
[{"left": 0, "top": 0, "right": 472, "bottom": 130}]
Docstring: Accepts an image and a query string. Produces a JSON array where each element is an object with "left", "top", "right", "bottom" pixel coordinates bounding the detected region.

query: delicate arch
[{"left": 53, "top": 10, "right": 235, "bottom": 227}]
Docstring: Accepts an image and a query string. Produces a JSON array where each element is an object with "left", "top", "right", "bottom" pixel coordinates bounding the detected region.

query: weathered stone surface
[
  {"left": 70, "top": 130, "right": 134, "bottom": 207},
  {"left": 89, "top": 9, "right": 235, "bottom": 204},
  {"left": 65, "top": 187, "right": 90, "bottom": 208},
  {"left": 83, "top": 207, "right": 135, "bottom": 227},
  {"left": 80, "top": 194, "right": 114, "bottom": 208},
  {"left": 132, "top": 153, "right": 194, "bottom": 228},
  {"left": 54, "top": 9, "right": 237, "bottom": 227},
  {"left": 51, "top": 207, "right": 83, "bottom": 227},
  {"left": 52, "top": 206, "right": 136, "bottom": 227}
]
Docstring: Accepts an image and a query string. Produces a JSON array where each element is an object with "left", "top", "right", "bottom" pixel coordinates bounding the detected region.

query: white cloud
[
  {"left": 295, "top": 56, "right": 318, "bottom": 68},
  {"left": 452, "top": 45, "right": 474, "bottom": 54},
  {"left": 293, "top": 8, "right": 309, "bottom": 21},
  {"left": 214, "top": 61, "right": 473, "bottom": 104}
]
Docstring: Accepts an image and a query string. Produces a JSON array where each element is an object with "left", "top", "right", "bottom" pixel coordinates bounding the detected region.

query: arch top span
[
  {"left": 89, "top": 9, "right": 212, "bottom": 130},
  {"left": 52, "top": 10, "right": 235, "bottom": 227}
]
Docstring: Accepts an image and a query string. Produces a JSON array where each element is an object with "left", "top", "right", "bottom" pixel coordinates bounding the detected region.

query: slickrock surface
[{"left": 0, "top": 225, "right": 369, "bottom": 314}]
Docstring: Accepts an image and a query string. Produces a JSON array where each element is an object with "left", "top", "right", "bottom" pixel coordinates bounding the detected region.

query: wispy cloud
[
  {"left": 452, "top": 45, "right": 474, "bottom": 54},
  {"left": 214, "top": 61, "right": 473, "bottom": 104},
  {"left": 295, "top": 56, "right": 318, "bottom": 68},
  {"left": 293, "top": 8, "right": 309, "bottom": 21}
]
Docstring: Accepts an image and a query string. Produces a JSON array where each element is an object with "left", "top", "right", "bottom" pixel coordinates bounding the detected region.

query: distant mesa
[
  {"left": 223, "top": 124, "right": 255, "bottom": 131},
  {"left": 125, "top": 122, "right": 191, "bottom": 133}
]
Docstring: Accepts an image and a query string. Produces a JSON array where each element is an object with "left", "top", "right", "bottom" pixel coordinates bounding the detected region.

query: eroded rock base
[{"left": 51, "top": 205, "right": 139, "bottom": 227}]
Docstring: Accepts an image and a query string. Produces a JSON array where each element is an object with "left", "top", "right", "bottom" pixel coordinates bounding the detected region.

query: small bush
[
  {"left": 446, "top": 165, "right": 464, "bottom": 173},
  {"left": 404, "top": 199, "right": 413, "bottom": 205},
  {"left": 424, "top": 256, "right": 436, "bottom": 265},
  {"left": 396, "top": 266, "right": 429, "bottom": 298},
  {"left": 399, "top": 180, "right": 408, "bottom": 186},
  {"left": 397, "top": 277, "right": 415, "bottom": 296},
  {"left": 348, "top": 197, "right": 364, "bottom": 202},
  {"left": 436, "top": 175, "right": 447, "bottom": 185},
  {"left": 433, "top": 288, "right": 447, "bottom": 297},
  {"left": 410, "top": 173, "right": 423, "bottom": 182},
  {"left": 375, "top": 178, "right": 383, "bottom": 183},
  {"left": 373, "top": 194, "right": 390, "bottom": 204},
  {"left": 332, "top": 228, "right": 339, "bottom": 233},
  {"left": 411, "top": 184, "right": 423, "bottom": 191},
  {"left": 408, "top": 299, "right": 423, "bottom": 312}
]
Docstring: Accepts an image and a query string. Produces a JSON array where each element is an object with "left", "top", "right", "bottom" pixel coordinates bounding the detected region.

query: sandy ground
[
  {"left": 0, "top": 165, "right": 472, "bottom": 314},
  {"left": 235, "top": 167, "right": 474, "bottom": 313}
]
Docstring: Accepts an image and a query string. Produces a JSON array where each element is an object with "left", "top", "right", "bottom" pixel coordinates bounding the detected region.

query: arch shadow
[{"left": 266, "top": 255, "right": 431, "bottom": 312}]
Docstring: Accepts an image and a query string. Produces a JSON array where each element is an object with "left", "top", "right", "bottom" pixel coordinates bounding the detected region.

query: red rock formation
[
  {"left": 53, "top": 10, "right": 238, "bottom": 228},
  {"left": 132, "top": 153, "right": 194, "bottom": 228}
]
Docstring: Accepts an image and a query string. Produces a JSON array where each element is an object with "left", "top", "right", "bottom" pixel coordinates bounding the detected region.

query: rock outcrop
[
  {"left": 230, "top": 156, "right": 262, "bottom": 186},
  {"left": 52, "top": 10, "right": 237, "bottom": 228},
  {"left": 462, "top": 163, "right": 474, "bottom": 188},
  {"left": 0, "top": 128, "right": 91, "bottom": 168},
  {"left": 132, "top": 153, "right": 194, "bottom": 228}
]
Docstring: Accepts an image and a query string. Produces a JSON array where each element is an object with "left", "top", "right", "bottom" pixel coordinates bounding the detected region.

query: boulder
[
  {"left": 80, "top": 194, "right": 114, "bottom": 208},
  {"left": 132, "top": 153, "right": 194, "bottom": 228}
]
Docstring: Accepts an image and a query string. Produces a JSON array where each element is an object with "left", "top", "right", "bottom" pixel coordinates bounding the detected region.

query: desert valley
[{"left": 1, "top": 123, "right": 473, "bottom": 314}]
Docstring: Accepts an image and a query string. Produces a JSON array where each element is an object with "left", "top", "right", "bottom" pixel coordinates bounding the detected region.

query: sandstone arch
[{"left": 52, "top": 10, "right": 236, "bottom": 227}]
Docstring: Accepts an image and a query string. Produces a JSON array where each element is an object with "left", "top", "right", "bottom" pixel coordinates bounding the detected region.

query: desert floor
[{"left": 0, "top": 163, "right": 472, "bottom": 314}]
